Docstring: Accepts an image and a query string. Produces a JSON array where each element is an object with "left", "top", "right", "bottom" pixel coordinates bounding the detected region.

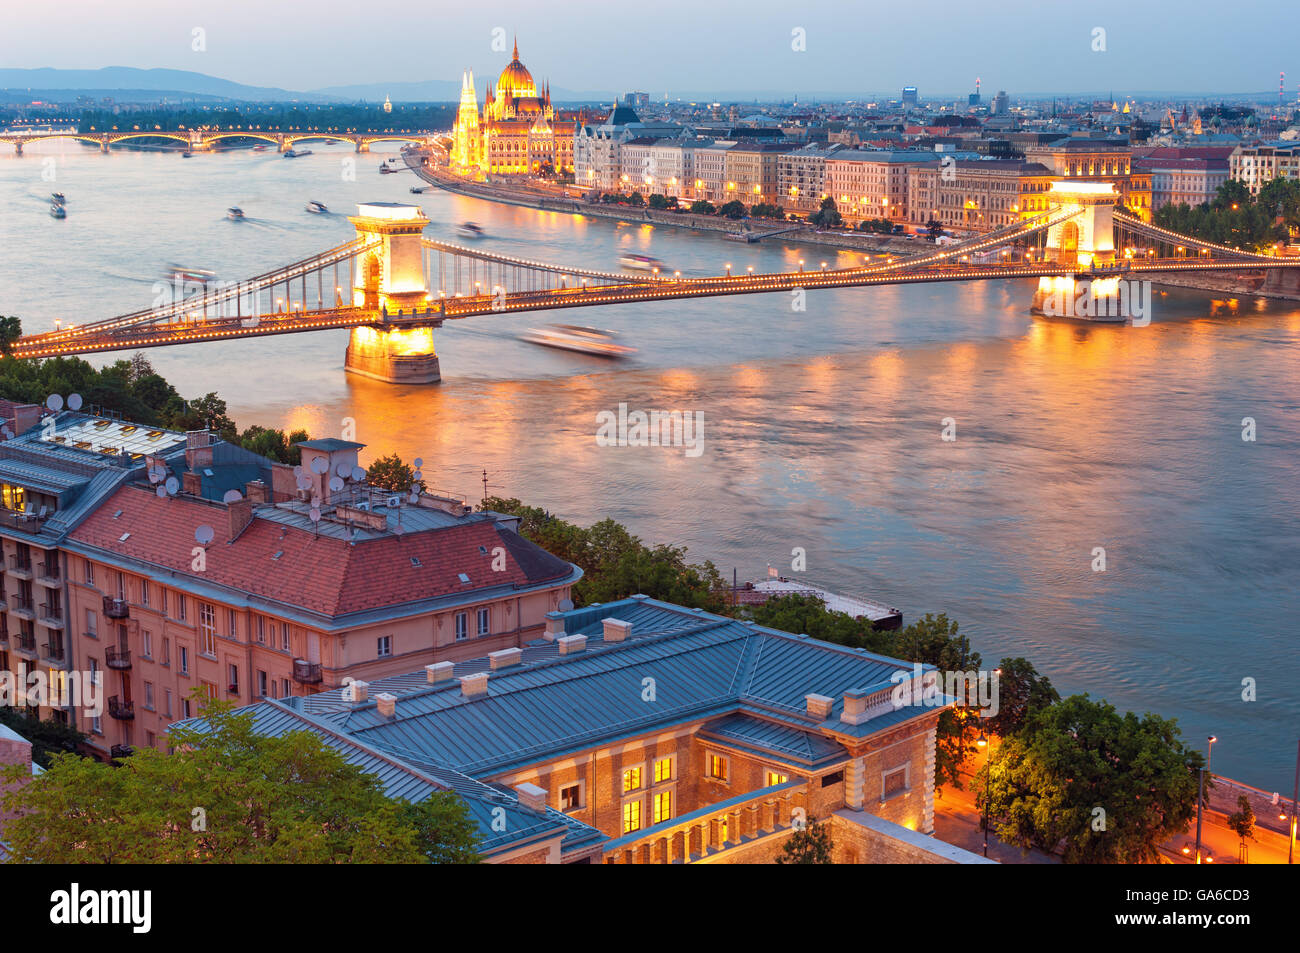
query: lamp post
[
  {"left": 977, "top": 729, "right": 990, "bottom": 857},
  {"left": 1195, "top": 735, "right": 1217, "bottom": 864}
]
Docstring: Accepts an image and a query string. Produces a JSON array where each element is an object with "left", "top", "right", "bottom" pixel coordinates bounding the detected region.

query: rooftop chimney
[
  {"left": 375, "top": 692, "right": 396, "bottom": 718},
  {"left": 489, "top": 647, "right": 523, "bottom": 670},
  {"left": 515, "top": 782, "right": 547, "bottom": 812},
  {"left": 459, "top": 672, "right": 489, "bottom": 698},
  {"left": 557, "top": 634, "right": 587, "bottom": 655},
  {"left": 244, "top": 479, "right": 269, "bottom": 504},
  {"left": 543, "top": 612, "right": 565, "bottom": 641},
  {"left": 805, "top": 693, "right": 834, "bottom": 719},
  {"left": 602, "top": 618, "right": 632, "bottom": 643},
  {"left": 227, "top": 498, "right": 253, "bottom": 542},
  {"left": 344, "top": 679, "right": 369, "bottom": 703},
  {"left": 425, "top": 661, "right": 454, "bottom": 683}
]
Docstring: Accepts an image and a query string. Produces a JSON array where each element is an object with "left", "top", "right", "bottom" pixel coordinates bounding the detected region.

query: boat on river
[{"left": 519, "top": 324, "right": 636, "bottom": 358}]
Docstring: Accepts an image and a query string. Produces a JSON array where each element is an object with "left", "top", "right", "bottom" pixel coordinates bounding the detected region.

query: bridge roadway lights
[{"left": 344, "top": 324, "right": 441, "bottom": 384}]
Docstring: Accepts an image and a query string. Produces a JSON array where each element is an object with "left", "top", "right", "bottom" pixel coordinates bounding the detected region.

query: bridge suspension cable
[{"left": 1112, "top": 211, "right": 1277, "bottom": 262}]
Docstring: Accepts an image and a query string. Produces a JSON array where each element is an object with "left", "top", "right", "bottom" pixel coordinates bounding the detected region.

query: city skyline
[{"left": 1, "top": 0, "right": 1297, "bottom": 100}]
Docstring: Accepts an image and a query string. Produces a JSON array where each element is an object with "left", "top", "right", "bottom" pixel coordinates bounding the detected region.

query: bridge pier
[
  {"left": 356, "top": 141, "right": 369, "bottom": 153},
  {"left": 345, "top": 326, "right": 441, "bottom": 383}
]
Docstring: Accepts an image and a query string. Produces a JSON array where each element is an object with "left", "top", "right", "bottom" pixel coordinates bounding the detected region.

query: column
[
  {"left": 845, "top": 756, "right": 865, "bottom": 811},
  {"left": 922, "top": 726, "right": 937, "bottom": 834}
]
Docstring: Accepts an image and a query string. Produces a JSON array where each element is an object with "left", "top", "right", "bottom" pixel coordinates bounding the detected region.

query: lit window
[
  {"left": 653, "top": 789, "right": 672, "bottom": 825},
  {"left": 708, "top": 754, "right": 729, "bottom": 783},
  {"left": 765, "top": 770, "right": 789, "bottom": 787},
  {"left": 622, "top": 800, "right": 642, "bottom": 834},
  {"left": 654, "top": 757, "right": 672, "bottom": 784},
  {"left": 622, "top": 766, "right": 643, "bottom": 793}
]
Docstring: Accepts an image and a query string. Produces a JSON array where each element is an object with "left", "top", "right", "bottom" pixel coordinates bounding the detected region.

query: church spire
[{"left": 513, "top": 35, "right": 519, "bottom": 60}]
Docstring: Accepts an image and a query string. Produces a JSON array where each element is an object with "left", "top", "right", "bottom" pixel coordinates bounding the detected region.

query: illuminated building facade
[{"left": 449, "top": 40, "right": 575, "bottom": 177}]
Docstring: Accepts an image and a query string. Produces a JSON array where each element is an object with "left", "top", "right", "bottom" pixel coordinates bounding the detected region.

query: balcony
[
  {"left": 6, "top": 555, "right": 33, "bottom": 579},
  {"left": 602, "top": 779, "right": 808, "bottom": 865},
  {"left": 14, "top": 631, "right": 36, "bottom": 654},
  {"left": 102, "top": 596, "right": 130, "bottom": 619},
  {"left": 36, "top": 562, "right": 61, "bottom": 586},
  {"left": 292, "top": 659, "right": 323, "bottom": 684},
  {"left": 109, "top": 744, "right": 134, "bottom": 759},
  {"left": 9, "top": 595, "right": 34, "bottom": 619},
  {"left": 105, "top": 645, "right": 132, "bottom": 670},
  {"left": 107, "top": 696, "right": 134, "bottom": 720},
  {"left": 38, "top": 603, "right": 64, "bottom": 628},
  {"left": 40, "top": 641, "right": 65, "bottom": 664}
]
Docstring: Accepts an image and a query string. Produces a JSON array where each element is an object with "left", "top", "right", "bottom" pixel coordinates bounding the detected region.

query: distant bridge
[
  {"left": 9, "top": 190, "right": 1299, "bottom": 383},
  {"left": 0, "top": 127, "right": 434, "bottom": 154}
]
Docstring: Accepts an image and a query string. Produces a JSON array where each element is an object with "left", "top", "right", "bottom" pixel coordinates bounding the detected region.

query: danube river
[{"left": 3, "top": 140, "right": 1299, "bottom": 789}]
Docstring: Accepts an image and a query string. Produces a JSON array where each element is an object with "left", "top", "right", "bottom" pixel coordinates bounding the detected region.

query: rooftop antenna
[{"left": 481, "top": 468, "right": 503, "bottom": 502}]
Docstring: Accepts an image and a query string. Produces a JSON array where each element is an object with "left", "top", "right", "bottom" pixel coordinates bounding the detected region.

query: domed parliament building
[{"left": 450, "top": 39, "right": 575, "bottom": 178}]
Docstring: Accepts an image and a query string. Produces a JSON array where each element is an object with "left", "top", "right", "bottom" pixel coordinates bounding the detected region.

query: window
[
  {"left": 267, "top": 678, "right": 277, "bottom": 699},
  {"left": 91, "top": 714, "right": 102, "bottom": 735},
  {"left": 182, "top": 699, "right": 192, "bottom": 719},
  {"left": 707, "top": 753, "right": 729, "bottom": 783},
  {"left": 179, "top": 645, "right": 189, "bottom": 675},
  {"left": 84, "top": 560, "right": 94, "bottom": 587},
  {"left": 228, "top": 664, "right": 239, "bottom": 692},
  {"left": 454, "top": 612, "right": 468, "bottom": 641},
  {"left": 144, "top": 681, "right": 154, "bottom": 710},
  {"left": 821, "top": 770, "right": 844, "bottom": 787},
  {"left": 883, "top": 766, "right": 908, "bottom": 799},
  {"left": 141, "top": 630, "right": 152, "bottom": 659},
  {"left": 161, "top": 637, "right": 169, "bottom": 666},
  {"left": 653, "top": 789, "right": 673, "bottom": 825},
  {"left": 281, "top": 678, "right": 291, "bottom": 699},
  {"left": 560, "top": 782, "right": 583, "bottom": 811},
  {"left": 622, "top": 766, "right": 643, "bottom": 793},
  {"left": 84, "top": 608, "right": 97, "bottom": 639},
  {"left": 653, "top": 756, "right": 673, "bottom": 784},
  {"left": 622, "top": 799, "right": 642, "bottom": 834},
  {"left": 281, "top": 623, "right": 290, "bottom": 652},
  {"left": 258, "top": 670, "right": 268, "bottom": 697},
  {"left": 377, "top": 636, "right": 392, "bottom": 658},
  {"left": 116, "top": 572, "right": 126, "bottom": 600},
  {"left": 164, "top": 689, "right": 172, "bottom": 718},
  {"left": 145, "top": 731, "right": 155, "bottom": 748},
  {"left": 476, "top": 608, "right": 490, "bottom": 637},
  {"left": 161, "top": 589, "right": 168, "bottom": 617},
  {"left": 140, "top": 579, "right": 149, "bottom": 607},
  {"left": 176, "top": 594, "right": 186, "bottom": 623},
  {"left": 199, "top": 603, "right": 216, "bottom": 657},
  {"left": 765, "top": 770, "right": 789, "bottom": 787},
  {"left": 256, "top": 616, "right": 265, "bottom": 644},
  {"left": 227, "top": 609, "right": 237, "bottom": 640}
]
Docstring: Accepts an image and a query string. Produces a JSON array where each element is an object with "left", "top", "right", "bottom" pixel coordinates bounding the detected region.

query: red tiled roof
[{"left": 68, "top": 485, "right": 573, "bottom": 618}]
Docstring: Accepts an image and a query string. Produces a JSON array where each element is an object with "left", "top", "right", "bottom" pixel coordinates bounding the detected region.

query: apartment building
[
  {"left": 572, "top": 103, "right": 684, "bottom": 193},
  {"left": 777, "top": 142, "right": 846, "bottom": 213},
  {"left": 1230, "top": 141, "right": 1300, "bottom": 195},
  {"left": 721, "top": 141, "right": 791, "bottom": 206},
  {"left": 923, "top": 159, "right": 1056, "bottom": 231},
  {"left": 177, "top": 596, "right": 989, "bottom": 864},
  {"left": 825, "top": 151, "right": 938, "bottom": 224},
  {"left": 692, "top": 141, "right": 734, "bottom": 203}
]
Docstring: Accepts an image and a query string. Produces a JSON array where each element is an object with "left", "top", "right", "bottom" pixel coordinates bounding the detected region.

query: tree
[
  {"left": 926, "top": 218, "right": 944, "bottom": 240},
  {"left": 750, "top": 202, "right": 784, "bottom": 219},
  {"left": 398, "top": 792, "right": 483, "bottom": 864},
  {"left": 981, "top": 656, "right": 1059, "bottom": 738},
  {"left": 647, "top": 193, "right": 670, "bottom": 210},
  {"left": 239, "top": 426, "right": 310, "bottom": 465},
  {"left": 167, "top": 392, "right": 237, "bottom": 442},
  {"left": 1226, "top": 795, "right": 1256, "bottom": 860},
  {"left": 0, "top": 316, "right": 22, "bottom": 357},
  {"left": 689, "top": 200, "right": 716, "bottom": 215},
  {"left": 0, "top": 696, "right": 481, "bottom": 863},
  {"left": 367, "top": 452, "right": 425, "bottom": 493},
  {"left": 981, "top": 694, "right": 1203, "bottom": 863},
  {"left": 718, "top": 200, "right": 747, "bottom": 219},
  {"left": 742, "top": 593, "right": 887, "bottom": 652},
  {"left": 0, "top": 707, "right": 87, "bottom": 769},
  {"left": 627, "top": 191, "right": 646, "bottom": 207},
  {"left": 809, "top": 197, "right": 842, "bottom": 228},
  {"left": 776, "top": 815, "right": 833, "bottom": 864}
]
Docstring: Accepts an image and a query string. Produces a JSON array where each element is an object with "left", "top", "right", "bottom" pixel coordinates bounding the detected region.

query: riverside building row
[{"left": 0, "top": 407, "right": 579, "bottom": 760}]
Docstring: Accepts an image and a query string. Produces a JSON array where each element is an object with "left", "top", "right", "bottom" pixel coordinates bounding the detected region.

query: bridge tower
[
  {"left": 1032, "top": 182, "right": 1126, "bottom": 321},
  {"left": 343, "top": 203, "right": 442, "bottom": 383}
]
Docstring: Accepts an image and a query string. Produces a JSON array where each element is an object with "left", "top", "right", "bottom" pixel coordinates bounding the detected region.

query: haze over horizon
[{"left": 1, "top": 0, "right": 1295, "bottom": 100}]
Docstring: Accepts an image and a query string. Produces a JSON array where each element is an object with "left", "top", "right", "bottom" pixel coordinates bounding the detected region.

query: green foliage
[
  {"left": 857, "top": 218, "right": 895, "bottom": 234},
  {"left": 926, "top": 218, "right": 944, "bottom": 240},
  {"left": 1152, "top": 178, "right": 1295, "bottom": 251},
  {"left": 749, "top": 203, "right": 784, "bottom": 219},
  {"left": 689, "top": 200, "right": 716, "bottom": 215},
  {"left": 1226, "top": 795, "right": 1256, "bottom": 846},
  {"left": 647, "top": 193, "right": 670, "bottom": 210},
  {"left": 809, "top": 196, "right": 842, "bottom": 228},
  {"left": 742, "top": 593, "right": 889, "bottom": 652},
  {"left": 776, "top": 815, "right": 833, "bottom": 864},
  {"left": 717, "top": 200, "right": 747, "bottom": 219},
  {"left": 980, "top": 694, "right": 1203, "bottom": 863},
  {"left": 0, "top": 316, "right": 21, "bottom": 356},
  {"left": 238, "top": 425, "right": 309, "bottom": 465},
  {"left": 982, "top": 656, "right": 1060, "bottom": 738},
  {"left": 0, "top": 696, "right": 481, "bottom": 863},
  {"left": 397, "top": 792, "right": 484, "bottom": 864},
  {"left": 626, "top": 191, "right": 646, "bottom": 207},
  {"left": 480, "top": 497, "right": 726, "bottom": 610},
  {"left": 0, "top": 707, "right": 87, "bottom": 769},
  {"left": 366, "top": 453, "right": 425, "bottom": 493}
]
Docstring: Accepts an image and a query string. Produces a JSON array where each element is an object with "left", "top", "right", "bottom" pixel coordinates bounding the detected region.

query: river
[{"left": 3, "top": 139, "right": 1298, "bottom": 790}]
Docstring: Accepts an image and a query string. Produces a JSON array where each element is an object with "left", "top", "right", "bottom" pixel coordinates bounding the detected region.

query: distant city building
[
  {"left": 1230, "top": 141, "right": 1300, "bottom": 194},
  {"left": 991, "top": 91, "right": 1009, "bottom": 116},
  {"left": 902, "top": 87, "right": 919, "bottom": 109},
  {"left": 1133, "top": 148, "right": 1232, "bottom": 209},
  {"left": 622, "top": 91, "right": 650, "bottom": 109},
  {"left": 1025, "top": 138, "right": 1149, "bottom": 220}
]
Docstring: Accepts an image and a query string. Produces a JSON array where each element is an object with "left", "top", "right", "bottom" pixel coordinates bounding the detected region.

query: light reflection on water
[{"left": 3, "top": 142, "right": 1299, "bottom": 788}]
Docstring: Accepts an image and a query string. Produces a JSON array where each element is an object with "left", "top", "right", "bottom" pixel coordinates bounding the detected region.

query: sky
[{"left": 1, "top": 0, "right": 1296, "bottom": 98}]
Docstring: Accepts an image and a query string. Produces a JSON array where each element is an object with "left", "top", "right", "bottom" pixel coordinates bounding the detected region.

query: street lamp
[
  {"left": 1195, "top": 735, "right": 1217, "bottom": 864},
  {"left": 977, "top": 730, "right": 991, "bottom": 857}
]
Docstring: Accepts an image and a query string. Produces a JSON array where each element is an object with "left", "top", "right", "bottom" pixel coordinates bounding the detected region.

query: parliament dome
[{"left": 496, "top": 41, "right": 537, "bottom": 98}]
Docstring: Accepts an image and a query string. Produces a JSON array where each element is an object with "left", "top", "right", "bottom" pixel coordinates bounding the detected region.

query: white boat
[
  {"left": 49, "top": 204, "right": 66, "bottom": 219},
  {"left": 619, "top": 253, "right": 663, "bottom": 272},
  {"left": 283, "top": 148, "right": 312, "bottom": 158},
  {"left": 227, "top": 207, "right": 245, "bottom": 221},
  {"left": 456, "top": 221, "right": 484, "bottom": 239},
  {"left": 50, "top": 192, "right": 66, "bottom": 205},
  {"left": 305, "top": 200, "right": 328, "bottom": 214},
  {"left": 742, "top": 575, "right": 903, "bottom": 629},
  {"left": 168, "top": 264, "right": 216, "bottom": 286},
  {"left": 519, "top": 324, "right": 636, "bottom": 358}
]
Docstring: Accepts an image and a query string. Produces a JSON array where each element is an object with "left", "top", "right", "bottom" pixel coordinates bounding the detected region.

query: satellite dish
[
  {"left": 0, "top": 426, "right": 11, "bottom": 440},
  {"left": 147, "top": 465, "right": 165, "bottom": 484},
  {"left": 413, "top": 458, "right": 423, "bottom": 468},
  {"left": 351, "top": 466, "right": 366, "bottom": 482},
  {"left": 335, "top": 460, "right": 351, "bottom": 476},
  {"left": 310, "top": 457, "right": 329, "bottom": 475},
  {"left": 558, "top": 598, "right": 575, "bottom": 612},
  {"left": 295, "top": 475, "right": 311, "bottom": 491},
  {"left": 309, "top": 507, "right": 321, "bottom": 522},
  {"left": 292, "top": 465, "right": 303, "bottom": 477},
  {"left": 310, "top": 495, "right": 321, "bottom": 508},
  {"left": 222, "top": 489, "right": 243, "bottom": 504},
  {"left": 412, "top": 469, "right": 423, "bottom": 482},
  {"left": 328, "top": 476, "right": 344, "bottom": 492},
  {"left": 155, "top": 485, "right": 168, "bottom": 499},
  {"left": 67, "top": 393, "right": 83, "bottom": 411},
  {"left": 195, "top": 524, "right": 215, "bottom": 545},
  {"left": 164, "top": 476, "right": 179, "bottom": 496},
  {"left": 45, "top": 394, "right": 64, "bottom": 412}
]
